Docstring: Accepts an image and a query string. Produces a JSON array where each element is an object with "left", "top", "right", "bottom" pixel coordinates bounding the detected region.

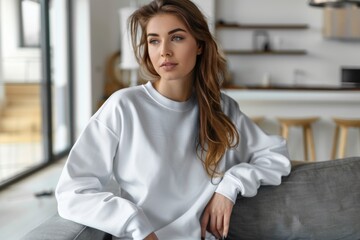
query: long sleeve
[
  {"left": 55, "top": 118, "right": 154, "bottom": 239},
  {"left": 215, "top": 97, "right": 291, "bottom": 203}
]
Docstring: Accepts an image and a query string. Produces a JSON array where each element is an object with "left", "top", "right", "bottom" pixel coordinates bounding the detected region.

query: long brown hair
[{"left": 129, "top": 0, "right": 239, "bottom": 177}]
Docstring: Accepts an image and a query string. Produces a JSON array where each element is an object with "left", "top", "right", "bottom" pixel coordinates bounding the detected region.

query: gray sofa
[{"left": 24, "top": 157, "right": 360, "bottom": 240}]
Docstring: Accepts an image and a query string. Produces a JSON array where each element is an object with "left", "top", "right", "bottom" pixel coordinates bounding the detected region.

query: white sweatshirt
[{"left": 56, "top": 81, "right": 291, "bottom": 240}]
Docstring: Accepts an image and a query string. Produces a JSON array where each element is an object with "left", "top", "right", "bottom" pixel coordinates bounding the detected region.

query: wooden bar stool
[
  {"left": 331, "top": 118, "right": 360, "bottom": 159},
  {"left": 251, "top": 116, "right": 264, "bottom": 125},
  {"left": 278, "top": 117, "right": 319, "bottom": 162}
]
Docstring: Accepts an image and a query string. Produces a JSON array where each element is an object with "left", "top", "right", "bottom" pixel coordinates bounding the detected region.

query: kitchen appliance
[{"left": 341, "top": 67, "right": 360, "bottom": 86}]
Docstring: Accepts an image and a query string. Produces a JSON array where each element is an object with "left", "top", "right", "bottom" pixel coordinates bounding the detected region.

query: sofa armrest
[
  {"left": 228, "top": 157, "right": 360, "bottom": 240},
  {"left": 22, "top": 213, "right": 111, "bottom": 240}
]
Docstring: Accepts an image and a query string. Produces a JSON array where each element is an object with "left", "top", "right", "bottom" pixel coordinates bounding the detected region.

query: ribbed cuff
[{"left": 215, "top": 175, "right": 243, "bottom": 204}]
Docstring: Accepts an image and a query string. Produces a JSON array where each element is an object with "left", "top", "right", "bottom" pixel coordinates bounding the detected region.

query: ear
[{"left": 197, "top": 44, "right": 203, "bottom": 55}]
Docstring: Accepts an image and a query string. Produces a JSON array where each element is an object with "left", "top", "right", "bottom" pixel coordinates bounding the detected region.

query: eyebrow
[{"left": 147, "top": 28, "right": 187, "bottom": 37}]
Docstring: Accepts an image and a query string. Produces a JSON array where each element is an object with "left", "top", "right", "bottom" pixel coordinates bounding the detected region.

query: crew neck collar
[{"left": 142, "top": 81, "right": 196, "bottom": 112}]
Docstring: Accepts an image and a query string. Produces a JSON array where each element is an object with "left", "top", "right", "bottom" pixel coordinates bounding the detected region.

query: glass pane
[
  {"left": 21, "top": 0, "right": 41, "bottom": 47},
  {"left": 0, "top": 0, "right": 44, "bottom": 183},
  {"left": 49, "top": 0, "right": 71, "bottom": 155}
]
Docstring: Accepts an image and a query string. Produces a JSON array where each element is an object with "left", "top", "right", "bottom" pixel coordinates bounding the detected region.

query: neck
[{"left": 152, "top": 78, "right": 193, "bottom": 102}]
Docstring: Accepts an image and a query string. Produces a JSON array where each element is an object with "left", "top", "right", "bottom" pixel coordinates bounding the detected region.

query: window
[
  {"left": 0, "top": 0, "right": 73, "bottom": 189},
  {"left": 20, "top": 0, "right": 41, "bottom": 47}
]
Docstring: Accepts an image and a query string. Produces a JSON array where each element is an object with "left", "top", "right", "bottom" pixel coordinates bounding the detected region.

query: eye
[
  {"left": 171, "top": 35, "right": 184, "bottom": 41},
  {"left": 148, "top": 39, "right": 159, "bottom": 45}
]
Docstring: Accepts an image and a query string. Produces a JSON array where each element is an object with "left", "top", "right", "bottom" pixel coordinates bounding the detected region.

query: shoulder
[
  {"left": 110, "top": 85, "right": 147, "bottom": 103},
  {"left": 220, "top": 91, "right": 241, "bottom": 115},
  {"left": 95, "top": 85, "right": 148, "bottom": 119},
  {"left": 104, "top": 85, "right": 148, "bottom": 108},
  {"left": 91, "top": 85, "right": 149, "bottom": 134}
]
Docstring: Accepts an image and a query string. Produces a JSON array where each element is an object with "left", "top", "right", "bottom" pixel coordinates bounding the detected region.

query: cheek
[
  {"left": 148, "top": 49, "right": 158, "bottom": 69},
  {"left": 182, "top": 48, "right": 198, "bottom": 68}
]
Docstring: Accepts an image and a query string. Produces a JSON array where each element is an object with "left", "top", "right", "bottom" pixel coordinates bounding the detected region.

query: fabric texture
[
  {"left": 55, "top": 82, "right": 290, "bottom": 239},
  {"left": 227, "top": 157, "right": 360, "bottom": 240}
]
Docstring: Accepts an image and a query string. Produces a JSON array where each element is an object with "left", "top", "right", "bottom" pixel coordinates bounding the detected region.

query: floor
[{"left": 0, "top": 158, "right": 65, "bottom": 240}]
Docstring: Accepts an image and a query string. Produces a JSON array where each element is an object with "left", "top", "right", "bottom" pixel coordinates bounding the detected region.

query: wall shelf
[
  {"left": 216, "top": 23, "right": 309, "bottom": 30},
  {"left": 224, "top": 50, "right": 307, "bottom": 55}
]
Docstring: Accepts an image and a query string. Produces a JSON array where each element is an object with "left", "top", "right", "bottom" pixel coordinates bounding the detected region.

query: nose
[{"left": 160, "top": 42, "right": 173, "bottom": 57}]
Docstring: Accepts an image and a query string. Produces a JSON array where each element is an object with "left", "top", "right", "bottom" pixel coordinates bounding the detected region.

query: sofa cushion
[
  {"left": 228, "top": 157, "right": 360, "bottom": 240},
  {"left": 23, "top": 214, "right": 111, "bottom": 240}
]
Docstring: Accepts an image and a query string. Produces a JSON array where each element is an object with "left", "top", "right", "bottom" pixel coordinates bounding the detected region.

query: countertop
[
  {"left": 222, "top": 84, "right": 360, "bottom": 103},
  {"left": 222, "top": 83, "right": 360, "bottom": 91}
]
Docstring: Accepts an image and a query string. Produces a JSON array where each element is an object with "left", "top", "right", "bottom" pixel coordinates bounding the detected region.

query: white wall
[
  {"left": 73, "top": 0, "right": 92, "bottom": 136},
  {"left": 89, "top": 0, "right": 131, "bottom": 111},
  {"left": 192, "top": 0, "right": 216, "bottom": 33},
  {"left": 52, "top": 0, "right": 71, "bottom": 152},
  {"left": 0, "top": 0, "right": 4, "bottom": 108},
  {"left": 73, "top": 0, "right": 142, "bottom": 135},
  {"left": 215, "top": 0, "right": 360, "bottom": 86}
]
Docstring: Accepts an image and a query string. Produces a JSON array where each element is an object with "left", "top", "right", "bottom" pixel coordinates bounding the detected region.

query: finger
[
  {"left": 222, "top": 212, "right": 230, "bottom": 239},
  {"left": 200, "top": 211, "right": 210, "bottom": 238},
  {"left": 216, "top": 214, "right": 224, "bottom": 239},
  {"left": 210, "top": 215, "right": 221, "bottom": 239}
]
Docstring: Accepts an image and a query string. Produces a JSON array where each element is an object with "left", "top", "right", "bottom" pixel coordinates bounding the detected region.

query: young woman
[{"left": 55, "top": 0, "right": 291, "bottom": 239}]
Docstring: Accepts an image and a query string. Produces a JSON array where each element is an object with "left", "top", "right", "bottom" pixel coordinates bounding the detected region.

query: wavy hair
[{"left": 129, "top": 0, "right": 239, "bottom": 177}]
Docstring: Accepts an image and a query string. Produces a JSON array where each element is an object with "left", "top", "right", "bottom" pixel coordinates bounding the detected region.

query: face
[{"left": 146, "top": 14, "right": 201, "bottom": 83}]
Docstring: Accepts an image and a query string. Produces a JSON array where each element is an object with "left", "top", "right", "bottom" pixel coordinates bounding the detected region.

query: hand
[
  {"left": 201, "top": 193, "right": 234, "bottom": 239},
  {"left": 144, "top": 232, "right": 158, "bottom": 240}
]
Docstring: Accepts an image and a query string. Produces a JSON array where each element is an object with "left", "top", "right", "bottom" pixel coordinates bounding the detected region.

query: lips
[{"left": 160, "top": 61, "right": 178, "bottom": 71}]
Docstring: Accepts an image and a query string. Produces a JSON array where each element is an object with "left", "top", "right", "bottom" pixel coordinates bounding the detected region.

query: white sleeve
[
  {"left": 215, "top": 110, "right": 291, "bottom": 203},
  {"left": 55, "top": 118, "right": 154, "bottom": 239}
]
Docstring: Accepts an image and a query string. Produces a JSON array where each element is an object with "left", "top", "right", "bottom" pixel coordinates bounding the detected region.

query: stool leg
[
  {"left": 281, "top": 125, "right": 289, "bottom": 139},
  {"left": 306, "top": 126, "right": 316, "bottom": 161},
  {"left": 331, "top": 126, "right": 339, "bottom": 159},
  {"left": 303, "top": 127, "right": 309, "bottom": 161},
  {"left": 338, "top": 126, "right": 348, "bottom": 158}
]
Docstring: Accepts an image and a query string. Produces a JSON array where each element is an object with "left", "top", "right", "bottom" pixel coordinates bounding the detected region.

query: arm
[
  {"left": 202, "top": 97, "right": 291, "bottom": 238},
  {"left": 215, "top": 111, "right": 291, "bottom": 202},
  {"left": 55, "top": 117, "right": 154, "bottom": 239}
]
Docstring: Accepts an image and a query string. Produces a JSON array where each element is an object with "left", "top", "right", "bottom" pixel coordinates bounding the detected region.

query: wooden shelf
[
  {"left": 216, "top": 23, "right": 309, "bottom": 30},
  {"left": 224, "top": 50, "right": 307, "bottom": 55}
]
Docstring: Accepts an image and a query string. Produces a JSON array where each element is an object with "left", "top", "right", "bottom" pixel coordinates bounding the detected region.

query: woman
[{"left": 55, "top": 0, "right": 291, "bottom": 239}]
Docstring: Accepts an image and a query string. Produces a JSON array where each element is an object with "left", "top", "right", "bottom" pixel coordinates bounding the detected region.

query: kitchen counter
[
  {"left": 221, "top": 85, "right": 360, "bottom": 161},
  {"left": 223, "top": 83, "right": 360, "bottom": 91},
  {"left": 222, "top": 87, "right": 360, "bottom": 103}
]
